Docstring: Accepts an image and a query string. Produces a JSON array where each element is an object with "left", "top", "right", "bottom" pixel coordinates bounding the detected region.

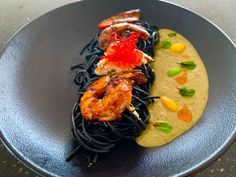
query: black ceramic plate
[{"left": 1, "top": 0, "right": 236, "bottom": 176}]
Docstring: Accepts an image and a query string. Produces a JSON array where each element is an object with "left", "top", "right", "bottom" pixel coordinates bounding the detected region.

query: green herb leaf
[
  {"left": 179, "top": 87, "right": 195, "bottom": 97},
  {"left": 167, "top": 67, "right": 182, "bottom": 77},
  {"left": 168, "top": 32, "right": 177, "bottom": 37},
  {"left": 153, "top": 121, "right": 173, "bottom": 134},
  {"left": 161, "top": 41, "right": 172, "bottom": 49},
  {"left": 180, "top": 60, "right": 196, "bottom": 70}
]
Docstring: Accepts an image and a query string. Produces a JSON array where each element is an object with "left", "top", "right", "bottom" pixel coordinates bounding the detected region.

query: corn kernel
[
  {"left": 160, "top": 96, "right": 178, "bottom": 112},
  {"left": 170, "top": 43, "right": 186, "bottom": 53}
]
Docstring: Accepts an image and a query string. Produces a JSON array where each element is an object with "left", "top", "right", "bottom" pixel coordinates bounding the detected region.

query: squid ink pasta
[{"left": 66, "top": 19, "right": 159, "bottom": 165}]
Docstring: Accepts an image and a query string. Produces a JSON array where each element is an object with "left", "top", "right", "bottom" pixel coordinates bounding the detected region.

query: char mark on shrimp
[{"left": 98, "top": 9, "right": 141, "bottom": 30}]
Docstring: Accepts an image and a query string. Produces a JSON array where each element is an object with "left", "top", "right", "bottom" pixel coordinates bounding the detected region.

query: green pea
[{"left": 167, "top": 67, "right": 182, "bottom": 77}]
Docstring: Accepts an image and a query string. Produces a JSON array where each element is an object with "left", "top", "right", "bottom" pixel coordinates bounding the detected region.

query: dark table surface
[{"left": 0, "top": 0, "right": 235, "bottom": 177}]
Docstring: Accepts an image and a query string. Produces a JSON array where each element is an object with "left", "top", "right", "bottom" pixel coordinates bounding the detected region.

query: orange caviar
[{"left": 101, "top": 32, "right": 142, "bottom": 68}]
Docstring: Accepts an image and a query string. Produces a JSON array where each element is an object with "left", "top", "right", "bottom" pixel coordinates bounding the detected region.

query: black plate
[{"left": 1, "top": 0, "right": 236, "bottom": 176}]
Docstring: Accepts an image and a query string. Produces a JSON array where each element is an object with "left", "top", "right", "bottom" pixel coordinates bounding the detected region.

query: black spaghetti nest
[{"left": 66, "top": 21, "right": 159, "bottom": 164}]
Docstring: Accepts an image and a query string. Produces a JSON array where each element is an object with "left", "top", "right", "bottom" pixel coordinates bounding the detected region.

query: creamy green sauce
[{"left": 136, "top": 29, "right": 209, "bottom": 147}]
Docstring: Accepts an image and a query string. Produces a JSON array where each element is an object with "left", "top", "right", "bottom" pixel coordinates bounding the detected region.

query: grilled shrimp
[
  {"left": 98, "top": 9, "right": 140, "bottom": 30},
  {"left": 80, "top": 70, "right": 147, "bottom": 121},
  {"left": 98, "top": 22, "right": 149, "bottom": 51}
]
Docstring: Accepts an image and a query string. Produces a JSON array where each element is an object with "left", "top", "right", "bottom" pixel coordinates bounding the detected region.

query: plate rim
[{"left": 0, "top": 0, "right": 236, "bottom": 176}]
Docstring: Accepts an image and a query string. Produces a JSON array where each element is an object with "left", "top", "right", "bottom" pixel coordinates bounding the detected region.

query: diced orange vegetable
[
  {"left": 175, "top": 70, "right": 188, "bottom": 84},
  {"left": 177, "top": 106, "right": 192, "bottom": 122}
]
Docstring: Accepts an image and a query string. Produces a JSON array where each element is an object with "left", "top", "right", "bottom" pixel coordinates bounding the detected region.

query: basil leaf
[
  {"left": 168, "top": 32, "right": 177, "bottom": 37},
  {"left": 153, "top": 121, "right": 173, "bottom": 134},
  {"left": 167, "top": 67, "right": 182, "bottom": 77},
  {"left": 180, "top": 60, "right": 196, "bottom": 70},
  {"left": 161, "top": 41, "right": 172, "bottom": 49},
  {"left": 179, "top": 87, "right": 195, "bottom": 97}
]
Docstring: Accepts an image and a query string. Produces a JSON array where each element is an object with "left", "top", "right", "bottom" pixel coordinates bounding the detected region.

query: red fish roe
[{"left": 101, "top": 32, "right": 143, "bottom": 68}]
